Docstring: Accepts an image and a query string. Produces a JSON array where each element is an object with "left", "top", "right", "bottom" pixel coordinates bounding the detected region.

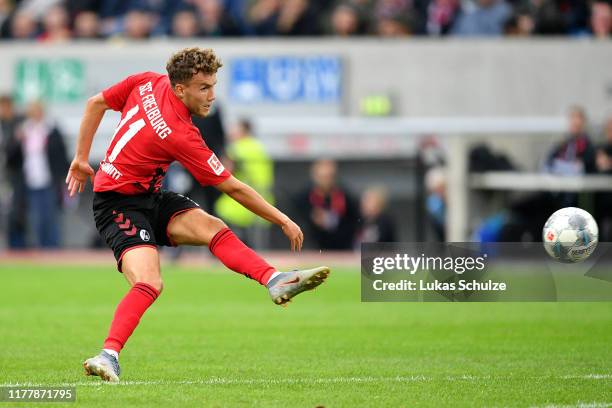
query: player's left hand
[
  {"left": 66, "top": 158, "right": 95, "bottom": 196},
  {"left": 281, "top": 219, "right": 303, "bottom": 252}
]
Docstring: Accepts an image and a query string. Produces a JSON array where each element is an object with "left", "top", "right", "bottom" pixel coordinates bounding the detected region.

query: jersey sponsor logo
[
  {"left": 140, "top": 229, "right": 151, "bottom": 242},
  {"left": 207, "top": 153, "right": 225, "bottom": 176},
  {"left": 100, "top": 161, "right": 123, "bottom": 180}
]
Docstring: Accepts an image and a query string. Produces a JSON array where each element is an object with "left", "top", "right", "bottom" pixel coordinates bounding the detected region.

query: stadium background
[
  {"left": 0, "top": 1, "right": 611, "bottom": 406},
  {"left": 1, "top": 39, "right": 611, "bottom": 248}
]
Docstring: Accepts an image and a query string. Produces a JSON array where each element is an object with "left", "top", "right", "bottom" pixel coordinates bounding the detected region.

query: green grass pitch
[{"left": 0, "top": 262, "right": 611, "bottom": 407}]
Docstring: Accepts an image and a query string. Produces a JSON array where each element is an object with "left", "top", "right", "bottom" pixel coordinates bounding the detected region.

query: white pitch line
[
  {"left": 1, "top": 374, "right": 610, "bottom": 388},
  {"left": 531, "top": 403, "right": 612, "bottom": 408},
  {"left": 2, "top": 376, "right": 426, "bottom": 387},
  {"left": 561, "top": 375, "right": 612, "bottom": 380}
]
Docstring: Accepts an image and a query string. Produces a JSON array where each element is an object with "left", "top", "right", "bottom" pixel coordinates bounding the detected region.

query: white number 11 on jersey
[{"left": 108, "top": 104, "right": 146, "bottom": 163}]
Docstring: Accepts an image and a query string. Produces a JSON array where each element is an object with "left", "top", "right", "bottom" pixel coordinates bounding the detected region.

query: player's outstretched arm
[
  {"left": 216, "top": 176, "right": 304, "bottom": 251},
  {"left": 66, "top": 93, "right": 109, "bottom": 196}
]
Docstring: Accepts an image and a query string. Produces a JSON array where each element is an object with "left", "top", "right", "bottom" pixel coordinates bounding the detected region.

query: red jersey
[{"left": 94, "top": 71, "right": 230, "bottom": 194}]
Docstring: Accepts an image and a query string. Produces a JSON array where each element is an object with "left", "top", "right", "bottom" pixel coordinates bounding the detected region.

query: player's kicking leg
[
  {"left": 84, "top": 246, "right": 162, "bottom": 382},
  {"left": 166, "top": 208, "right": 330, "bottom": 306}
]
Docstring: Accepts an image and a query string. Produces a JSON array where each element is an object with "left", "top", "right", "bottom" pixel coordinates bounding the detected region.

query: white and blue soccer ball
[{"left": 542, "top": 207, "right": 598, "bottom": 263}]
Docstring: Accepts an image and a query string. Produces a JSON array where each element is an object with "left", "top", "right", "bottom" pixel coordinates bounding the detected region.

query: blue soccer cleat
[
  {"left": 267, "top": 266, "right": 330, "bottom": 306},
  {"left": 83, "top": 350, "right": 121, "bottom": 382}
]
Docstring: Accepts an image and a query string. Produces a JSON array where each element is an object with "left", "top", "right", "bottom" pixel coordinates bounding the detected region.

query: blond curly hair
[{"left": 166, "top": 47, "right": 223, "bottom": 86}]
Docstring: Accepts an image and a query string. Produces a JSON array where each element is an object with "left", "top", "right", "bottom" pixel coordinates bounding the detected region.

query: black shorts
[{"left": 93, "top": 190, "right": 200, "bottom": 271}]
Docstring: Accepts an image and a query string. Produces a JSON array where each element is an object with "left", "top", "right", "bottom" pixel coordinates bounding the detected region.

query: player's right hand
[
  {"left": 281, "top": 219, "right": 304, "bottom": 252},
  {"left": 66, "top": 158, "right": 95, "bottom": 196}
]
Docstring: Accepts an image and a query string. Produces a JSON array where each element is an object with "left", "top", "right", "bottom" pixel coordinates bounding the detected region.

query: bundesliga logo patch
[{"left": 207, "top": 153, "right": 225, "bottom": 176}]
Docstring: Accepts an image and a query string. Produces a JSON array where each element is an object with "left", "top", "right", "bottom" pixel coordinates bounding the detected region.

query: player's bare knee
[
  {"left": 139, "top": 266, "right": 162, "bottom": 290},
  {"left": 193, "top": 214, "right": 226, "bottom": 244},
  {"left": 123, "top": 264, "right": 162, "bottom": 293},
  {"left": 208, "top": 216, "right": 227, "bottom": 234},
  {"left": 133, "top": 274, "right": 163, "bottom": 293},
  {"left": 202, "top": 216, "right": 227, "bottom": 245},
  {"left": 168, "top": 209, "right": 227, "bottom": 246},
  {"left": 147, "top": 278, "right": 164, "bottom": 293}
]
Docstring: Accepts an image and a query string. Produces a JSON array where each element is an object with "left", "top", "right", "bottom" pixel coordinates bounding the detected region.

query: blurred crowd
[
  {"left": 0, "top": 0, "right": 610, "bottom": 41},
  {"left": 295, "top": 159, "right": 397, "bottom": 250},
  {"left": 0, "top": 96, "right": 69, "bottom": 249},
  {"left": 422, "top": 107, "right": 612, "bottom": 243}
]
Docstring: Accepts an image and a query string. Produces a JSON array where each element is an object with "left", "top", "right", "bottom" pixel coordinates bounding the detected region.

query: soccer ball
[{"left": 542, "top": 207, "right": 598, "bottom": 263}]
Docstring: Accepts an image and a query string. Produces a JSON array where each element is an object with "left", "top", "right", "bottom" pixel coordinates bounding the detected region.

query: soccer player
[{"left": 65, "top": 47, "right": 330, "bottom": 382}]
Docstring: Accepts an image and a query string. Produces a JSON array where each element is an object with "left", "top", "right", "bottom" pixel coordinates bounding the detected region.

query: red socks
[
  {"left": 103, "top": 282, "right": 160, "bottom": 353},
  {"left": 208, "top": 228, "right": 276, "bottom": 285},
  {"left": 101, "top": 229, "right": 271, "bottom": 353}
]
